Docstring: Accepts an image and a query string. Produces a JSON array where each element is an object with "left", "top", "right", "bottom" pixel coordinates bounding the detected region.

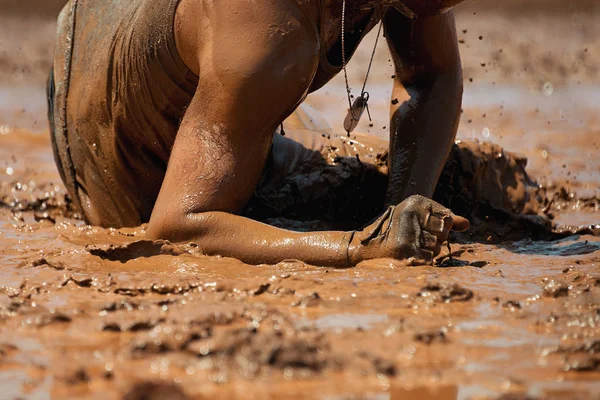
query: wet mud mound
[{"left": 245, "top": 138, "right": 585, "bottom": 242}]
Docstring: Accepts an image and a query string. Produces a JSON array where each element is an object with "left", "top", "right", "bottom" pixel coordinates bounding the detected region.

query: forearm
[
  {"left": 148, "top": 211, "right": 354, "bottom": 267},
  {"left": 386, "top": 72, "right": 462, "bottom": 205}
]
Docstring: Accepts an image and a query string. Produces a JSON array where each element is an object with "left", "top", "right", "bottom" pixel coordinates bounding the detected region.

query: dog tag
[{"left": 344, "top": 96, "right": 367, "bottom": 134}]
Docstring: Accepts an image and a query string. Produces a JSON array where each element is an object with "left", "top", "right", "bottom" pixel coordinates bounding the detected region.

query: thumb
[{"left": 450, "top": 214, "right": 470, "bottom": 232}]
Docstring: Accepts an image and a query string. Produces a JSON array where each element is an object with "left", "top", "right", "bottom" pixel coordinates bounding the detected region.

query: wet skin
[{"left": 147, "top": 0, "right": 469, "bottom": 266}]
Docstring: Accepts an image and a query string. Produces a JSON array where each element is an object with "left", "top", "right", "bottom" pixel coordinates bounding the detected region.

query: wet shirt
[{"left": 51, "top": 0, "right": 197, "bottom": 227}]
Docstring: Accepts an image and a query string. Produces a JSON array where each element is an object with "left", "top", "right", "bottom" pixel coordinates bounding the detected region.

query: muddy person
[{"left": 47, "top": 0, "right": 470, "bottom": 267}]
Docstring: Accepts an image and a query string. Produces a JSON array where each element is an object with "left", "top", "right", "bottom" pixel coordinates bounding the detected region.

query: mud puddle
[{"left": 1, "top": 141, "right": 599, "bottom": 399}]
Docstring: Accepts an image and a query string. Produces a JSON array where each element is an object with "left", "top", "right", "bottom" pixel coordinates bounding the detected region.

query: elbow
[
  {"left": 147, "top": 210, "right": 209, "bottom": 244},
  {"left": 146, "top": 213, "right": 180, "bottom": 242}
]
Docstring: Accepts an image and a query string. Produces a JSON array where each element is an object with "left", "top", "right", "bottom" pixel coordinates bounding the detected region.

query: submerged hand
[{"left": 349, "top": 195, "right": 469, "bottom": 264}]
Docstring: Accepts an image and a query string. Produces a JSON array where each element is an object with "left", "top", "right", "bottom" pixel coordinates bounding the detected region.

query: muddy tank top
[{"left": 50, "top": 0, "right": 198, "bottom": 227}]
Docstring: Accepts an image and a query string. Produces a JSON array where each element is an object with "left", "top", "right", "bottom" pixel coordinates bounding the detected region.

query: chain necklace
[{"left": 341, "top": 0, "right": 383, "bottom": 135}]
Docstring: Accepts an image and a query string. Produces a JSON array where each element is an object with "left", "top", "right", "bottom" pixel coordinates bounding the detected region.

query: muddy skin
[{"left": 47, "top": 0, "right": 469, "bottom": 267}]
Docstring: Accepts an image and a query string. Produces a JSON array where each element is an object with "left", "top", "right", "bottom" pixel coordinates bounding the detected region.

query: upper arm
[
  {"left": 383, "top": 9, "right": 462, "bottom": 87},
  {"left": 149, "top": 3, "right": 319, "bottom": 236}
]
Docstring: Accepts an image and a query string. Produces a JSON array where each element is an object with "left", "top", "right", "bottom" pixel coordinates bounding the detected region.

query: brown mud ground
[{"left": 1, "top": 1, "right": 600, "bottom": 399}]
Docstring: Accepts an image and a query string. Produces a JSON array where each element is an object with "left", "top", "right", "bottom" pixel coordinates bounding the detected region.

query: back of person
[{"left": 49, "top": 0, "right": 197, "bottom": 227}]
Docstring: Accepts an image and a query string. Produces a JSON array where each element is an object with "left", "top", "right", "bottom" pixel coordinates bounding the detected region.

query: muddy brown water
[{"left": 1, "top": 2, "right": 600, "bottom": 399}]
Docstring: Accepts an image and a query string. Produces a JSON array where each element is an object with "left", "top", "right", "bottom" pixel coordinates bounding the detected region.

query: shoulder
[{"left": 176, "top": 0, "right": 320, "bottom": 77}]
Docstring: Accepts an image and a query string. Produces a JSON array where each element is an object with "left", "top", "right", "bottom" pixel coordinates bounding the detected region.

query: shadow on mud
[{"left": 504, "top": 236, "right": 600, "bottom": 256}]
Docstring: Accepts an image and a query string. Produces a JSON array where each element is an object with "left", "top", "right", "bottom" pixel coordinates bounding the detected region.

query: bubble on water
[
  {"left": 0, "top": 125, "right": 11, "bottom": 135},
  {"left": 542, "top": 150, "right": 548, "bottom": 159},
  {"left": 6, "top": 167, "right": 13, "bottom": 176},
  {"left": 543, "top": 81, "right": 554, "bottom": 96},
  {"left": 482, "top": 127, "right": 491, "bottom": 138}
]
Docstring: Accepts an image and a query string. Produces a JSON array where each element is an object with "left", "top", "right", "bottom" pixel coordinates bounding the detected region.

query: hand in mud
[{"left": 349, "top": 195, "right": 469, "bottom": 264}]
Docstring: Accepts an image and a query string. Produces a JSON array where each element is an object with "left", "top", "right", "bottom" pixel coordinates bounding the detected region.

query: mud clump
[
  {"left": 192, "top": 323, "right": 332, "bottom": 373},
  {"left": 0, "top": 181, "right": 79, "bottom": 220},
  {"left": 28, "top": 311, "right": 72, "bottom": 327},
  {"left": 414, "top": 329, "right": 448, "bottom": 345},
  {"left": 253, "top": 332, "right": 330, "bottom": 371},
  {"left": 502, "top": 300, "right": 522, "bottom": 310},
  {"left": 103, "top": 318, "right": 165, "bottom": 333},
  {"left": 417, "top": 283, "right": 474, "bottom": 303},
  {"left": 252, "top": 283, "right": 271, "bottom": 296},
  {"left": 246, "top": 139, "right": 560, "bottom": 241},
  {"left": 542, "top": 279, "right": 570, "bottom": 298},
  {"left": 434, "top": 141, "right": 543, "bottom": 217},
  {"left": 556, "top": 340, "right": 600, "bottom": 355},
  {"left": 434, "top": 142, "right": 563, "bottom": 242},
  {"left": 245, "top": 149, "right": 388, "bottom": 231},
  {"left": 87, "top": 240, "right": 196, "bottom": 262},
  {"left": 22, "top": 257, "right": 66, "bottom": 271},
  {"left": 126, "top": 314, "right": 336, "bottom": 375},
  {"left": 564, "top": 356, "right": 600, "bottom": 372},
  {"left": 291, "top": 292, "right": 321, "bottom": 308},
  {"left": 123, "top": 381, "right": 191, "bottom": 400}
]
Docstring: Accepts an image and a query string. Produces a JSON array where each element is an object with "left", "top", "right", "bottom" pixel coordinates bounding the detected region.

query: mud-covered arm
[
  {"left": 147, "top": 2, "right": 467, "bottom": 266},
  {"left": 147, "top": 3, "right": 358, "bottom": 266},
  {"left": 146, "top": 81, "right": 467, "bottom": 266},
  {"left": 384, "top": 9, "right": 463, "bottom": 205},
  {"left": 146, "top": 70, "right": 466, "bottom": 266},
  {"left": 144, "top": 73, "right": 353, "bottom": 267}
]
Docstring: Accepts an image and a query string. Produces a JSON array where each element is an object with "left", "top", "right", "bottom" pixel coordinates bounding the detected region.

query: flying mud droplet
[
  {"left": 5, "top": 167, "right": 14, "bottom": 176},
  {"left": 543, "top": 81, "right": 554, "bottom": 96},
  {"left": 0, "top": 124, "right": 11, "bottom": 135}
]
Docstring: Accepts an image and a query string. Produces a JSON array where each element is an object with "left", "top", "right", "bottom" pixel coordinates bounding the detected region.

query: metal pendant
[{"left": 344, "top": 96, "right": 367, "bottom": 134}]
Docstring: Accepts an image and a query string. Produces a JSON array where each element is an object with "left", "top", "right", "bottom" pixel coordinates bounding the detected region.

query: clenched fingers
[
  {"left": 426, "top": 213, "right": 470, "bottom": 237},
  {"left": 420, "top": 230, "right": 442, "bottom": 257}
]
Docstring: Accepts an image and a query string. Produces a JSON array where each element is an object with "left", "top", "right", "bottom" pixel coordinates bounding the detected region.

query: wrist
[{"left": 345, "top": 230, "right": 363, "bottom": 266}]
